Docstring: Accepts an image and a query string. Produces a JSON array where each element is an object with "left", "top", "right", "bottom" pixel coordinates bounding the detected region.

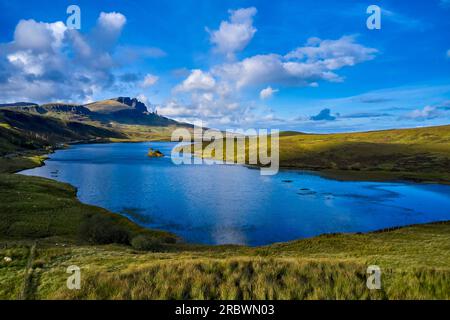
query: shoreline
[{"left": 11, "top": 140, "right": 450, "bottom": 248}]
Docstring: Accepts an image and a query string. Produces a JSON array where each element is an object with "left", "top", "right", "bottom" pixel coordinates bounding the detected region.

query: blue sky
[{"left": 0, "top": 0, "right": 449, "bottom": 132}]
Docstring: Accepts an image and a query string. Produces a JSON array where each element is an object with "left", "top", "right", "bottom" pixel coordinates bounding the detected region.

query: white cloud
[
  {"left": 406, "top": 105, "right": 440, "bottom": 120},
  {"left": 169, "top": 35, "right": 377, "bottom": 127},
  {"left": 136, "top": 94, "right": 149, "bottom": 105},
  {"left": 447, "top": 49, "right": 450, "bottom": 58},
  {"left": 141, "top": 74, "right": 159, "bottom": 87},
  {"left": 98, "top": 12, "right": 126, "bottom": 31},
  {"left": 208, "top": 7, "right": 257, "bottom": 59},
  {"left": 213, "top": 36, "right": 377, "bottom": 88},
  {"left": 259, "top": 86, "right": 278, "bottom": 99},
  {"left": 174, "top": 69, "right": 216, "bottom": 92},
  {"left": 156, "top": 100, "right": 192, "bottom": 118},
  {"left": 14, "top": 19, "right": 67, "bottom": 52},
  {"left": 92, "top": 12, "right": 127, "bottom": 52},
  {"left": 0, "top": 12, "right": 157, "bottom": 103},
  {"left": 172, "top": 9, "right": 377, "bottom": 127},
  {"left": 115, "top": 45, "right": 166, "bottom": 63},
  {"left": 285, "top": 36, "right": 378, "bottom": 70}
]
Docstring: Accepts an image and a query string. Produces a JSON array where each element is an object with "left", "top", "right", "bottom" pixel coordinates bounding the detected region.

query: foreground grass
[{"left": 1, "top": 220, "right": 449, "bottom": 299}]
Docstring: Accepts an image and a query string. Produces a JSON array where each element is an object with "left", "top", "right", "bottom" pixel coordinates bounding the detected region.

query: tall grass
[{"left": 44, "top": 258, "right": 449, "bottom": 300}]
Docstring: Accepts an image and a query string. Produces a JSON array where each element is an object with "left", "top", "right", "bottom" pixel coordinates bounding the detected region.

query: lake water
[{"left": 20, "top": 142, "right": 450, "bottom": 246}]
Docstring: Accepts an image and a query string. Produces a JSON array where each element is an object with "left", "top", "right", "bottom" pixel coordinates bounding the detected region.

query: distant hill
[
  {"left": 279, "top": 131, "right": 307, "bottom": 137},
  {"left": 1, "top": 97, "right": 189, "bottom": 127},
  {"left": 196, "top": 124, "right": 450, "bottom": 184},
  {"left": 84, "top": 97, "right": 182, "bottom": 126},
  {"left": 0, "top": 97, "right": 194, "bottom": 154},
  {"left": 0, "top": 102, "right": 38, "bottom": 108}
]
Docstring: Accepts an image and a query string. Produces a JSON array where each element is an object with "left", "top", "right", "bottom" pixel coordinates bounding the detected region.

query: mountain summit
[{"left": 84, "top": 97, "right": 148, "bottom": 114}]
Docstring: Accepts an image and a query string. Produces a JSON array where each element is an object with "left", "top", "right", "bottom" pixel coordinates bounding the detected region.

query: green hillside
[
  {"left": 2, "top": 97, "right": 187, "bottom": 128},
  {"left": 0, "top": 97, "right": 193, "bottom": 144},
  {"left": 0, "top": 109, "right": 125, "bottom": 156},
  {"left": 193, "top": 125, "right": 450, "bottom": 183}
]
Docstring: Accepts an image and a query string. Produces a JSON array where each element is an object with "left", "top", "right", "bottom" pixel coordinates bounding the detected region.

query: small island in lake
[{"left": 148, "top": 148, "right": 164, "bottom": 158}]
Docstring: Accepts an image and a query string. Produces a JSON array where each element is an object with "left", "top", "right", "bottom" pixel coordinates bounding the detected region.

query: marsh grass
[{"left": 12, "top": 249, "right": 449, "bottom": 300}]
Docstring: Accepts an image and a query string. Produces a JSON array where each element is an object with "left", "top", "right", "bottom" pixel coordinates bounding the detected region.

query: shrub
[
  {"left": 131, "top": 235, "right": 164, "bottom": 251},
  {"left": 79, "top": 214, "right": 130, "bottom": 245}
]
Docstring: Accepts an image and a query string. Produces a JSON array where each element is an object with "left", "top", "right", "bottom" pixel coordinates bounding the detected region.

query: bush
[
  {"left": 79, "top": 214, "right": 130, "bottom": 245},
  {"left": 131, "top": 235, "right": 164, "bottom": 251}
]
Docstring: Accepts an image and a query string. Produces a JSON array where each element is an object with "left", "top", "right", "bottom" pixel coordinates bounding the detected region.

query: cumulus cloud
[
  {"left": 91, "top": 12, "right": 127, "bottom": 52},
  {"left": 156, "top": 87, "right": 265, "bottom": 127},
  {"left": 285, "top": 36, "right": 377, "bottom": 69},
  {"left": 406, "top": 106, "right": 440, "bottom": 120},
  {"left": 259, "top": 86, "right": 278, "bottom": 99},
  {"left": 156, "top": 100, "right": 193, "bottom": 118},
  {"left": 14, "top": 19, "right": 67, "bottom": 52},
  {"left": 207, "top": 7, "right": 257, "bottom": 59},
  {"left": 0, "top": 13, "right": 125, "bottom": 102},
  {"left": 174, "top": 69, "right": 216, "bottom": 92},
  {"left": 98, "top": 12, "right": 126, "bottom": 30},
  {"left": 163, "top": 1, "right": 377, "bottom": 128},
  {"left": 213, "top": 36, "right": 377, "bottom": 89},
  {"left": 310, "top": 108, "right": 336, "bottom": 121},
  {"left": 141, "top": 74, "right": 159, "bottom": 87},
  {"left": 0, "top": 11, "right": 166, "bottom": 104},
  {"left": 168, "top": 34, "right": 377, "bottom": 127}
]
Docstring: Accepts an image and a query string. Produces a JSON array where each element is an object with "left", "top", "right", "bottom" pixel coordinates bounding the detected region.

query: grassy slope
[
  {"left": 109, "top": 123, "right": 191, "bottom": 142},
  {"left": 0, "top": 109, "right": 126, "bottom": 156},
  {"left": 0, "top": 105, "right": 189, "bottom": 145},
  {"left": 277, "top": 125, "right": 450, "bottom": 183},
  {"left": 84, "top": 99, "right": 135, "bottom": 113},
  {"left": 193, "top": 125, "right": 450, "bottom": 183}
]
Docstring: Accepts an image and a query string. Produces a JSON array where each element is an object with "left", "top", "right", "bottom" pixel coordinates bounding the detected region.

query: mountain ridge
[{"left": 0, "top": 97, "right": 189, "bottom": 127}]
